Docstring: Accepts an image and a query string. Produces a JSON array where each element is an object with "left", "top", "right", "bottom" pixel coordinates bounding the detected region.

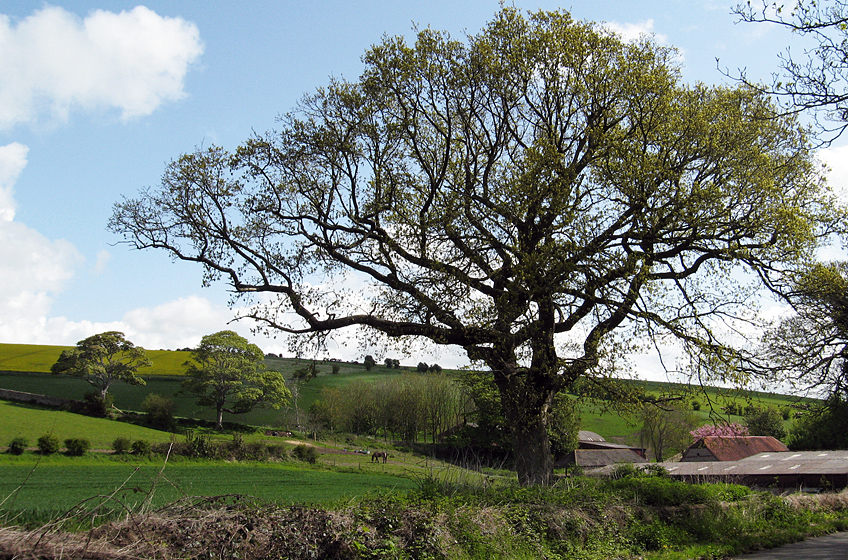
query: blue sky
[{"left": 1, "top": 1, "right": 846, "bottom": 376}]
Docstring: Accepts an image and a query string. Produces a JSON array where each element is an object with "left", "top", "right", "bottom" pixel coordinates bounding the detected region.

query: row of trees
[{"left": 309, "top": 374, "right": 473, "bottom": 443}]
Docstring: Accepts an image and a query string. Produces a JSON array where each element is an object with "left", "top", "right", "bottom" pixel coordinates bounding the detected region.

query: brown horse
[{"left": 371, "top": 451, "right": 388, "bottom": 463}]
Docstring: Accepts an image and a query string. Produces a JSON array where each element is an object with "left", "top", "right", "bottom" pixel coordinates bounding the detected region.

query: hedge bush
[
  {"left": 64, "top": 437, "right": 91, "bottom": 456},
  {"left": 7, "top": 436, "right": 28, "bottom": 455},
  {"left": 37, "top": 434, "right": 60, "bottom": 455},
  {"left": 112, "top": 436, "right": 133, "bottom": 454}
]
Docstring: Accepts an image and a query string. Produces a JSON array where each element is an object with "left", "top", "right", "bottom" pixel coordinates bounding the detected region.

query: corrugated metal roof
[
  {"left": 565, "top": 448, "right": 647, "bottom": 468},
  {"left": 683, "top": 436, "right": 789, "bottom": 461},
  {"left": 578, "top": 430, "right": 606, "bottom": 442}
]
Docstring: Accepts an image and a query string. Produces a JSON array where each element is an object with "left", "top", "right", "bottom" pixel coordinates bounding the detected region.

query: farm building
[
  {"left": 556, "top": 431, "right": 648, "bottom": 470},
  {"left": 681, "top": 436, "right": 788, "bottom": 462},
  {"left": 577, "top": 430, "right": 646, "bottom": 458},
  {"left": 661, "top": 450, "right": 848, "bottom": 491},
  {"left": 592, "top": 450, "right": 848, "bottom": 491},
  {"left": 557, "top": 448, "right": 647, "bottom": 470}
]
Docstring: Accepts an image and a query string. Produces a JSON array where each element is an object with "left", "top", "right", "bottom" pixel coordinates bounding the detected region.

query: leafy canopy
[
  {"left": 182, "top": 330, "right": 290, "bottom": 428},
  {"left": 111, "top": 8, "right": 840, "bottom": 484},
  {"left": 50, "top": 331, "right": 150, "bottom": 399}
]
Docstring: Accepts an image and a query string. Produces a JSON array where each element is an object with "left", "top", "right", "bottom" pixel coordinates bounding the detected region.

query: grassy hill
[{"left": 0, "top": 343, "right": 812, "bottom": 445}]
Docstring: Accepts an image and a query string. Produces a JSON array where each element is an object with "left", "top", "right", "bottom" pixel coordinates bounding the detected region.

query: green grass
[
  {"left": 0, "top": 458, "right": 417, "bottom": 526},
  {"left": 0, "top": 400, "right": 175, "bottom": 449}
]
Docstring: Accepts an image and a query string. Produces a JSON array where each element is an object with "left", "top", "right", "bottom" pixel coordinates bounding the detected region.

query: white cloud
[
  {"left": 92, "top": 249, "right": 111, "bottom": 276},
  {"left": 120, "top": 295, "right": 236, "bottom": 350},
  {"left": 603, "top": 19, "right": 668, "bottom": 44},
  {"left": 819, "top": 144, "right": 848, "bottom": 203},
  {"left": 0, "top": 6, "right": 203, "bottom": 128},
  {"left": 0, "top": 142, "right": 27, "bottom": 221}
]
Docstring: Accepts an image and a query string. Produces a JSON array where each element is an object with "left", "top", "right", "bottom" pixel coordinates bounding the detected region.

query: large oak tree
[{"left": 110, "top": 9, "right": 840, "bottom": 484}]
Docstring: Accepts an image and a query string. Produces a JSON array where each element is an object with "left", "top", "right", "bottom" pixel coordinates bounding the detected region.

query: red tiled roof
[{"left": 685, "top": 436, "right": 789, "bottom": 461}]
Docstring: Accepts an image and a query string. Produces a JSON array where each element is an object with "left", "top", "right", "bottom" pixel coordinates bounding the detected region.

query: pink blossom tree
[{"left": 690, "top": 423, "right": 749, "bottom": 440}]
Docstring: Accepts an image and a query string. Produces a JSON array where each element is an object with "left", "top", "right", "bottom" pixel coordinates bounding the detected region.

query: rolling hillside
[{"left": 0, "top": 342, "right": 812, "bottom": 445}]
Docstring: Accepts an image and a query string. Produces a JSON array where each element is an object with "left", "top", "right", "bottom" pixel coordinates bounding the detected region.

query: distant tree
[
  {"left": 744, "top": 407, "right": 788, "bottom": 440},
  {"left": 142, "top": 393, "right": 177, "bottom": 430},
  {"left": 690, "top": 422, "right": 749, "bottom": 440},
  {"left": 363, "top": 355, "right": 376, "bottom": 371},
  {"left": 292, "top": 361, "right": 320, "bottom": 381},
  {"left": 641, "top": 406, "right": 698, "bottom": 461},
  {"left": 428, "top": 363, "right": 442, "bottom": 374},
  {"left": 51, "top": 331, "right": 151, "bottom": 400},
  {"left": 332, "top": 364, "right": 341, "bottom": 374},
  {"left": 789, "top": 394, "right": 848, "bottom": 449},
  {"left": 417, "top": 362, "right": 429, "bottom": 373},
  {"left": 181, "top": 330, "right": 291, "bottom": 429},
  {"left": 548, "top": 393, "right": 580, "bottom": 459}
]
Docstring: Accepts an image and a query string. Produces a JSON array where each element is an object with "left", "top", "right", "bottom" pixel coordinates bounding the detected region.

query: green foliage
[
  {"left": 50, "top": 331, "right": 150, "bottom": 399},
  {"left": 789, "top": 395, "right": 848, "bottom": 450},
  {"left": 142, "top": 393, "right": 176, "bottom": 430},
  {"left": 181, "top": 330, "right": 291, "bottom": 428},
  {"left": 7, "top": 436, "right": 27, "bottom": 455},
  {"left": 744, "top": 406, "right": 788, "bottom": 440},
  {"left": 63, "top": 437, "right": 91, "bottom": 456},
  {"left": 82, "top": 391, "right": 113, "bottom": 418},
  {"left": 37, "top": 434, "right": 60, "bottom": 455},
  {"left": 112, "top": 436, "right": 132, "bottom": 454},
  {"left": 130, "top": 439, "right": 152, "bottom": 456},
  {"left": 292, "top": 443, "right": 319, "bottom": 463},
  {"left": 363, "top": 355, "right": 376, "bottom": 371},
  {"left": 548, "top": 393, "right": 580, "bottom": 458}
]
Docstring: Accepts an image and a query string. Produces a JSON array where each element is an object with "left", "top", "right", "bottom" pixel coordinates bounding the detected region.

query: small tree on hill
[
  {"left": 51, "top": 331, "right": 151, "bottom": 400},
  {"left": 363, "top": 355, "right": 376, "bottom": 371},
  {"left": 181, "top": 330, "right": 291, "bottom": 429}
]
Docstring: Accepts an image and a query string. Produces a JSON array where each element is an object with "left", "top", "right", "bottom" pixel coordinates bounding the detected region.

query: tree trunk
[
  {"left": 216, "top": 406, "right": 224, "bottom": 429},
  {"left": 510, "top": 411, "right": 554, "bottom": 486},
  {"left": 495, "top": 367, "right": 557, "bottom": 486}
]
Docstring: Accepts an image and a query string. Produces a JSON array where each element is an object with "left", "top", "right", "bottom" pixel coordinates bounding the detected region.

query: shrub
[
  {"left": 7, "top": 437, "right": 28, "bottom": 455},
  {"left": 37, "top": 434, "right": 61, "bottom": 455},
  {"left": 745, "top": 407, "right": 788, "bottom": 440},
  {"left": 112, "top": 436, "right": 133, "bottom": 454},
  {"left": 64, "top": 438, "right": 91, "bottom": 456},
  {"left": 142, "top": 393, "right": 177, "bottom": 430},
  {"left": 292, "top": 444, "right": 319, "bottom": 464},
  {"left": 131, "top": 439, "right": 152, "bottom": 455},
  {"left": 82, "top": 391, "right": 113, "bottom": 418}
]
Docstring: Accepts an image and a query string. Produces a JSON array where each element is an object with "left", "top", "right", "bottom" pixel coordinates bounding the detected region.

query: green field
[
  {"left": 0, "top": 400, "right": 176, "bottom": 449},
  {"left": 0, "top": 459, "right": 418, "bottom": 526},
  {"left": 0, "top": 343, "right": 193, "bottom": 376}
]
